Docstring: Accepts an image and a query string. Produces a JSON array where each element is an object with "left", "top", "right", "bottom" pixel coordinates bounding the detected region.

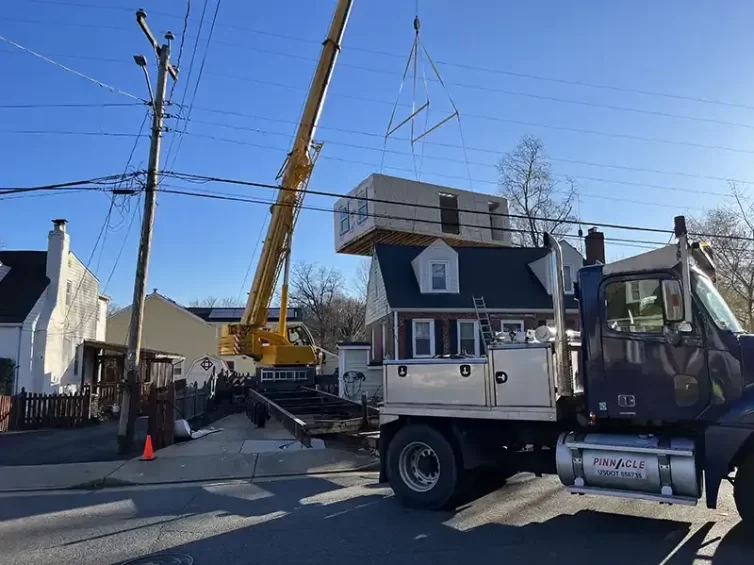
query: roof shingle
[
  {"left": 375, "top": 244, "right": 578, "bottom": 310},
  {"left": 0, "top": 251, "right": 49, "bottom": 323}
]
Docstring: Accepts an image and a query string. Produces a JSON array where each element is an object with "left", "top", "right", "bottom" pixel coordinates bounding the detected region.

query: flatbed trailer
[{"left": 246, "top": 386, "right": 379, "bottom": 447}]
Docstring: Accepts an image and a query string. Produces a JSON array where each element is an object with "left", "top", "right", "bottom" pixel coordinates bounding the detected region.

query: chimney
[
  {"left": 584, "top": 227, "right": 605, "bottom": 266},
  {"left": 46, "top": 218, "right": 71, "bottom": 311}
]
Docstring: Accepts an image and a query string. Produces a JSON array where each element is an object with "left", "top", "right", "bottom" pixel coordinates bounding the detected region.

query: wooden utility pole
[{"left": 117, "top": 10, "right": 178, "bottom": 454}]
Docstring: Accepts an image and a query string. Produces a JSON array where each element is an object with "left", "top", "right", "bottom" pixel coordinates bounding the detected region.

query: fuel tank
[{"left": 556, "top": 432, "right": 700, "bottom": 502}]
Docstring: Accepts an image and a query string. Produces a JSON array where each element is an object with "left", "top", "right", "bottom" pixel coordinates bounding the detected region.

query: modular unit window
[
  {"left": 605, "top": 279, "right": 664, "bottom": 334},
  {"left": 564, "top": 265, "right": 574, "bottom": 294},
  {"left": 357, "top": 192, "right": 368, "bottom": 223},
  {"left": 339, "top": 205, "right": 350, "bottom": 234},
  {"left": 489, "top": 201, "right": 506, "bottom": 241},
  {"left": 412, "top": 319, "right": 435, "bottom": 357},
  {"left": 430, "top": 261, "right": 448, "bottom": 291},
  {"left": 457, "top": 320, "right": 480, "bottom": 356},
  {"left": 439, "top": 193, "right": 460, "bottom": 234},
  {"left": 66, "top": 280, "right": 72, "bottom": 306}
]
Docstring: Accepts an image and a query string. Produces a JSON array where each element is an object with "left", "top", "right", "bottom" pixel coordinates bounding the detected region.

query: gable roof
[
  {"left": 0, "top": 251, "right": 49, "bottom": 323},
  {"left": 374, "top": 244, "right": 579, "bottom": 310}
]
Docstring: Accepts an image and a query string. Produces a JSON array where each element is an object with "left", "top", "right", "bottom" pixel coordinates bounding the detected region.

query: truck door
[{"left": 599, "top": 276, "right": 710, "bottom": 421}]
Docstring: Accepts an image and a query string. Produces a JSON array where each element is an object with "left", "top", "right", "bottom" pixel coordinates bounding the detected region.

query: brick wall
[
  {"left": 365, "top": 313, "right": 395, "bottom": 363},
  {"left": 395, "top": 311, "right": 580, "bottom": 359}
]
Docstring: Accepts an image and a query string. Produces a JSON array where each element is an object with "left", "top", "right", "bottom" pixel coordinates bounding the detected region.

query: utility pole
[{"left": 118, "top": 10, "right": 178, "bottom": 454}]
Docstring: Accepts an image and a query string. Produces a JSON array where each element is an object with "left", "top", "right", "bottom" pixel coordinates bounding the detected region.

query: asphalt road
[{"left": 0, "top": 472, "right": 750, "bottom": 565}]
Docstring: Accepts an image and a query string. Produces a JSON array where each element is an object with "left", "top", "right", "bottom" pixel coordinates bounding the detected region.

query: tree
[
  {"left": 689, "top": 189, "right": 754, "bottom": 330},
  {"left": 107, "top": 302, "right": 124, "bottom": 317},
  {"left": 496, "top": 134, "right": 578, "bottom": 247},
  {"left": 289, "top": 261, "right": 366, "bottom": 352},
  {"left": 188, "top": 297, "right": 245, "bottom": 308}
]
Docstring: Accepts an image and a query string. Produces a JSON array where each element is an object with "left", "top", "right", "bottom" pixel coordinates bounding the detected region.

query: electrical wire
[
  {"left": 0, "top": 35, "right": 145, "bottom": 102},
  {"left": 171, "top": 0, "right": 192, "bottom": 100},
  {"left": 0, "top": 129, "right": 141, "bottom": 137},
  {"left": 0, "top": 102, "right": 142, "bottom": 109},
  {"left": 159, "top": 170, "right": 754, "bottom": 244},
  {"left": 164, "top": 0, "right": 222, "bottom": 171},
  {"left": 0, "top": 174, "right": 140, "bottom": 197},
  {"left": 172, "top": 126, "right": 725, "bottom": 201}
]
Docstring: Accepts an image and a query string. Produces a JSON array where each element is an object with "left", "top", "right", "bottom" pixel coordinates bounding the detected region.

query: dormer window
[{"left": 430, "top": 261, "right": 448, "bottom": 291}]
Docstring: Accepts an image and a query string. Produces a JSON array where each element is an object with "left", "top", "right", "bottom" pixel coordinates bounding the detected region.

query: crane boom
[{"left": 218, "top": 0, "right": 353, "bottom": 366}]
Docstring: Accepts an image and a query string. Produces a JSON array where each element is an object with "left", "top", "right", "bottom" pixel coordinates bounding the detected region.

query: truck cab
[{"left": 378, "top": 217, "right": 754, "bottom": 528}]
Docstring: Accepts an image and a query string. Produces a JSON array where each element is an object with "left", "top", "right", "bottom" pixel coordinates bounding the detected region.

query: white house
[
  {"left": 0, "top": 219, "right": 108, "bottom": 394},
  {"left": 333, "top": 174, "right": 512, "bottom": 255}
]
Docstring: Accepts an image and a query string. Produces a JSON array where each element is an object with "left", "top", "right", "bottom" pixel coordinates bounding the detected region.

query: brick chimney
[{"left": 584, "top": 227, "right": 605, "bottom": 265}]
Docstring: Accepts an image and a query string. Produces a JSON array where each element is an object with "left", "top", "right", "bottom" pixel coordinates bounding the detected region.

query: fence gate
[{"left": 146, "top": 384, "right": 175, "bottom": 450}]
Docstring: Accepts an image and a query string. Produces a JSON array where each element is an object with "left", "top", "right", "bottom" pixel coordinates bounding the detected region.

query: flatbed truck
[{"left": 378, "top": 217, "right": 754, "bottom": 527}]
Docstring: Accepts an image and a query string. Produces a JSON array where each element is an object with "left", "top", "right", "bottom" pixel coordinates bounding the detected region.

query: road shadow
[{"left": 1, "top": 474, "right": 751, "bottom": 565}]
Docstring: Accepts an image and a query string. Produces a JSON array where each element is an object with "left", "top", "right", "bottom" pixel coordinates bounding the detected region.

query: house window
[
  {"left": 501, "top": 319, "right": 525, "bottom": 337},
  {"left": 457, "top": 320, "right": 480, "bottom": 357},
  {"left": 412, "top": 319, "right": 435, "bottom": 357},
  {"left": 564, "top": 265, "right": 574, "bottom": 294},
  {"left": 606, "top": 279, "right": 664, "bottom": 333},
  {"left": 66, "top": 280, "right": 72, "bottom": 306},
  {"left": 357, "top": 191, "right": 368, "bottom": 223},
  {"left": 430, "top": 261, "right": 448, "bottom": 291},
  {"left": 489, "top": 202, "right": 506, "bottom": 241},
  {"left": 439, "top": 193, "right": 460, "bottom": 235},
  {"left": 339, "top": 204, "right": 350, "bottom": 234}
]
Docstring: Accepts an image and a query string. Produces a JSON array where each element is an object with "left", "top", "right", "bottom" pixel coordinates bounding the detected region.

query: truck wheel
[
  {"left": 735, "top": 454, "right": 754, "bottom": 527},
  {"left": 387, "top": 424, "right": 459, "bottom": 509}
]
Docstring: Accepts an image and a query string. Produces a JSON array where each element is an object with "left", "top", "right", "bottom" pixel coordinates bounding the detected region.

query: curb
[{"left": 0, "top": 460, "right": 381, "bottom": 493}]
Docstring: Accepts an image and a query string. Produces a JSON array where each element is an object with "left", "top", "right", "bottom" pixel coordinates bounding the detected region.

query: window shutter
[
  {"left": 404, "top": 319, "right": 413, "bottom": 359},
  {"left": 435, "top": 319, "right": 443, "bottom": 357},
  {"left": 448, "top": 319, "right": 458, "bottom": 354}
]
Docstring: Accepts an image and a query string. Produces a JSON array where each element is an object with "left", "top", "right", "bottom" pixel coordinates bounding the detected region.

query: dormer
[
  {"left": 411, "top": 239, "right": 460, "bottom": 294},
  {"left": 528, "top": 239, "right": 584, "bottom": 296}
]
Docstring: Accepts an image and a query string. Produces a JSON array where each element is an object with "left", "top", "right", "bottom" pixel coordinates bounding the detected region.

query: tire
[
  {"left": 387, "top": 424, "right": 460, "bottom": 510},
  {"left": 735, "top": 453, "right": 754, "bottom": 528}
]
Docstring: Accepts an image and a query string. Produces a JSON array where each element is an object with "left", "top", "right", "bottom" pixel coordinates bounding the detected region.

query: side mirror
[{"left": 662, "top": 279, "right": 684, "bottom": 323}]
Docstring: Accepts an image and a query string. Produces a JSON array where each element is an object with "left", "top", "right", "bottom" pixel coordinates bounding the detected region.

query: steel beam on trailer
[{"left": 247, "top": 388, "right": 311, "bottom": 447}]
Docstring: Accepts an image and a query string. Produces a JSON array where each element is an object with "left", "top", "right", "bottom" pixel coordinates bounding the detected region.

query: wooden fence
[
  {"left": 146, "top": 385, "right": 175, "bottom": 450},
  {"left": 94, "top": 382, "right": 153, "bottom": 414},
  {"left": 174, "top": 382, "right": 210, "bottom": 422},
  {"left": 12, "top": 387, "right": 92, "bottom": 430},
  {"left": 0, "top": 395, "right": 14, "bottom": 432}
]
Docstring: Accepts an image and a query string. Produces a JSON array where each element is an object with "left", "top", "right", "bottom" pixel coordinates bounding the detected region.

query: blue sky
[{"left": 2, "top": 0, "right": 754, "bottom": 307}]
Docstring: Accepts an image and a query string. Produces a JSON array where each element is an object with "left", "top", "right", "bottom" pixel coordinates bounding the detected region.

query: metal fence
[{"left": 174, "top": 381, "right": 210, "bottom": 422}]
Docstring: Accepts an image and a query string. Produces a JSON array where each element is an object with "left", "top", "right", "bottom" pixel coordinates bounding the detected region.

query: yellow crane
[{"left": 218, "top": 0, "right": 353, "bottom": 371}]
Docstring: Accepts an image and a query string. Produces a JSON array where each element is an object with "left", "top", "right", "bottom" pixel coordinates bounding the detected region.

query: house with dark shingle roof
[
  {"left": 364, "top": 238, "right": 586, "bottom": 361},
  {"left": 0, "top": 220, "right": 109, "bottom": 393}
]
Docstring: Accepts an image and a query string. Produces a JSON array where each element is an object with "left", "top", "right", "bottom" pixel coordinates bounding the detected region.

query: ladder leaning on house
[{"left": 472, "top": 296, "right": 495, "bottom": 352}]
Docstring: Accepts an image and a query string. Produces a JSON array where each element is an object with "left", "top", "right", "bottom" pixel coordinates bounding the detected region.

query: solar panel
[{"left": 207, "top": 308, "right": 244, "bottom": 320}]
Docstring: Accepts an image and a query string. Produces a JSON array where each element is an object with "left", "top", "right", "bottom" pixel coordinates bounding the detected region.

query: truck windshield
[{"left": 692, "top": 272, "right": 743, "bottom": 333}]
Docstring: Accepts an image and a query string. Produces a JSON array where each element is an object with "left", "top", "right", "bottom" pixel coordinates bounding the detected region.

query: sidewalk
[{"left": 0, "top": 414, "right": 378, "bottom": 492}]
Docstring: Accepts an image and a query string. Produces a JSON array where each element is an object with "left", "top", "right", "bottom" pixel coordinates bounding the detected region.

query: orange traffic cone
[{"left": 140, "top": 435, "right": 155, "bottom": 461}]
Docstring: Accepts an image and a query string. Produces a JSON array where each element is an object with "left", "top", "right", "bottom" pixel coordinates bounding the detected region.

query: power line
[
  {"left": 165, "top": 0, "right": 222, "bottom": 171},
  {"left": 0, "top": 35, "right": 144, "bottom": 102},
  {"left": 189, "top": 104, "right": 754, "bottom": 187},
  {"left": 171, "top": 0, "right": 192, "bottom": 99},
  {"left": 210, "top": 71, "right": 754, "bottom": 157},
  {"left": 0, "top": 129, "right": 141, "bottom": 138},
  {"left": 160, "top": 170, "right": 701, "bottom": 239},
  {"left": 0, "top": 173, "right": 140, "bottom": 197},
  {"left": 205, "top": 42, "right": 754, "bottom": 132},
  {"left": 174, "top": 126, "right": 724, "bottom": 201},
  {"left": 0, "top": 102, "right": 142, "bottom": 109}
]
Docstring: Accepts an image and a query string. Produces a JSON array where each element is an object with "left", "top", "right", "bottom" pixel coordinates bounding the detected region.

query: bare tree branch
[
  {"left": 188, "top": 297, "right": 245, "bottom": 308},
  {"left": 496, "top": 134, "right": 577, "bottom": 247}
]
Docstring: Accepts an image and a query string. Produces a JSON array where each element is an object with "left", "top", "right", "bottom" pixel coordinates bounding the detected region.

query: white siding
[
  {"left": 339, "top": 346, "right": 382, "bottom": 402},
  {"left": 411, "top": 239, "right": 460, "bottom": 294},
  {"left": 529, "top": 241, "right": 584, "bottom": 296},
  {"left": 334, "top": 174, "right": 512, "bottom": 253},
  {"left": 365, "top": 253, "right": 389, "bottom": 325},
  {"left": 57, "top": 253, "right": 100, "bottom": 390},
  {"left": 333, "top": 177, "right": 377, "bottom": 252}
]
